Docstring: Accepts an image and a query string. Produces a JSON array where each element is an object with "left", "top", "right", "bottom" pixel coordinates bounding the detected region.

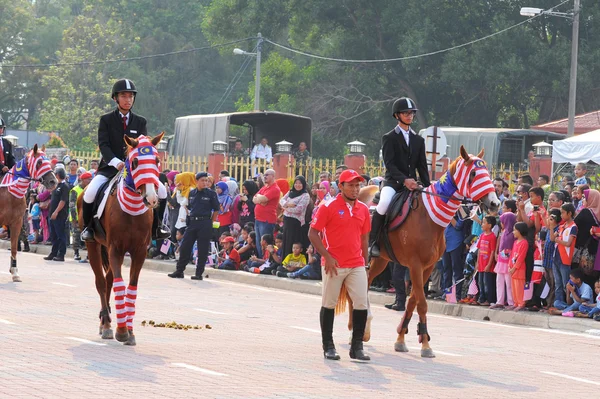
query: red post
[
  {"left": 529, "top": 156, "right": 552, "bottom": 182},
  {"left": 272, "top": 153, "right": 293, "bottom": 180},
  {"left": 208, "top": 153, "right": 225, "bottom": 177},
  {"left": 344, "top": 154, "right": 366, "bottom": 174}
]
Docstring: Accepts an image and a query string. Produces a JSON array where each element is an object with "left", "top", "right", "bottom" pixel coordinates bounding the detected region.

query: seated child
[
  {"left": 245, "top": 234, "right": 278, "bottom": 274},
  {"left": 238, "top": 231, "right": 257, "bottom": 267},
  {"left": 29, "top": 196, "right": 41, "bottom": 240},
  {"left": 235, "top": 226, "right": 251, "bottom": 251},
  {"left": 217, "top": 236, "right": 241, "bottom": 270},
  {"left": 579, "top": 280, "right": 600, "bottom": 319},
  {"left": 554, "top": 268, "right": 594, "bottom": 315},
  {"left": 287, "top": 244, "right": 322, "bottom": 280},
  {"left": 174, "top": 228, "right": 185, "bottom": 261},
  {"left": 276, "top": 242, "right": 307, "bottom": 277}
]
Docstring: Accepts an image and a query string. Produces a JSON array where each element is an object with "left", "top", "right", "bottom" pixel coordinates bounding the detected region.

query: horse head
[
  {"left": 123, "top": 132, "right": 164, "bottom": 209},
  {"left": 449, "top": 146, "right": 500, "bottom": 213},
  {"left": 30, "top": 144, "right": 57, "bottom": 190}
]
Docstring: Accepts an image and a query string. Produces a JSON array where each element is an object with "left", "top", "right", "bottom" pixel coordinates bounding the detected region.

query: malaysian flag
[
  {"left": 523, "top": 282, "right": 534, "bottom": 301},
  {"left": 445, "top": 286, "right": 457, "bottom": 304},
  {"left": 467, "top": 272, "right": 479, "bottom": 296}
]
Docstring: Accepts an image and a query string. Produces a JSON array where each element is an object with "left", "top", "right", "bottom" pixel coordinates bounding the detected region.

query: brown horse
[
  {"left": 0, "top": 145, "right": 56, "bottom": 282},
  {"left": 78, "top": 133, "right": 164, "bottom": 346},
  {"left": 338, "top": 146, "right": 500, "bottom": 357}
]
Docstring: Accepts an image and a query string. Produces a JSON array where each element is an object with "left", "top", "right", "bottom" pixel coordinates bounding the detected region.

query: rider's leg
[
  {"left": 81, "top": 174, "right": 109, "bottom": 241},
  {"left": 370, "top": 186, "right": 395, "bottom": 257}
]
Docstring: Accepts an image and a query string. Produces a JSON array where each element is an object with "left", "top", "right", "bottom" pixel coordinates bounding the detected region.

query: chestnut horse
[
  {"left": 0, "top": 145, "right": 56, "bottom": 282},
  {"left": 338, "top": 146, "right": 500, "bottom": 357},
  {"left": 78, "top": 133, "right": 164, "bottom": 346}
]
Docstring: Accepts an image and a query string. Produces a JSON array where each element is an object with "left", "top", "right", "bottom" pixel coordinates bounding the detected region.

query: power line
[
  {"left": 210, "top": 45, "right": 257, "bottom": 114},
  {"left": 0, "top": 37, "right": 257, "bottom": 69},
  {"left": 265, "top": 0, "right": 570, "bottom": 63}
]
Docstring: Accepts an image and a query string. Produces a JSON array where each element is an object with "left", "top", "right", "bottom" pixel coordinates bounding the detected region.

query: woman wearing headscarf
[
  {"left": 574, "top": 189, "right": 600, "bottom": 286},
  {"left": 166, "top": 171, "right": 180, "bottom": 241},
  {"left": 279, "top": 176, "right": 311, "bottom": 259},
  {"left": 167, "top": 170, "right": 179, "bottom": 193},
  {"left": 315, "top": 180, "right": 332, "bottom": 208},
  {"left": 216, "top": 181, "right": 234, "bottom": 234},
  {"left": 238, "top": 180, "right": 259, "bottom": 227},
  {"left": 226, "top": 179, "right": 241, "bottom": 225},
  {"left": 173, "top": 172, "right": 196, "bottom": 233}
]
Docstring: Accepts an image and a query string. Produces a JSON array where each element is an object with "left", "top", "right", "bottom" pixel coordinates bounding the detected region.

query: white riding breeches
[
  {"left": 376, "top": 186, "right": 397, "bottom": 216},
  {"left": 83, "top": 174, "right": 167, "bottom": 203}
]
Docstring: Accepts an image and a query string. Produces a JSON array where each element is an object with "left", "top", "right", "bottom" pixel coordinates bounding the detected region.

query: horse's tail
[
  {"left": 335, "top": 282, "right": 348, "bottom": 315},
  {"left": 100, "top": 246, "right": 110, "bottom": 272}
]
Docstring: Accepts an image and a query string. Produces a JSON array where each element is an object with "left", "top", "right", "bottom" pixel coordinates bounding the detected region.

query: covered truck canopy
[
  {"left": 552, "top": 130, "right": 600, "bottom": 164},
  {"left": 171, "top": 111, "right": 312, "bottom": 157}
]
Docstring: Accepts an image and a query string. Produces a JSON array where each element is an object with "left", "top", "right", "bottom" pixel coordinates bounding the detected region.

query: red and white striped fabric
[
  {"left": 125, "top": 285, "right": 137, "bottom": 331},
  {"left": 422, "top": 156, "right": 495, "bottom": 227},
  {"left": 0, "top": 172, "right": 29, "bottom": 198},
  {"left": 0, "top": 149, "right": 53, "bottom": 199},
  {"left": 116, "top": 179, "right": 148, "bottom": 216},
  {"left": 113, "top": 277, "right": 127, "bottom": 329}
]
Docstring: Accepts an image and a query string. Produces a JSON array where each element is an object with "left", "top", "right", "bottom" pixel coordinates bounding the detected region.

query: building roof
[{"left": 532, "top": 110, "right": 600, "bottom": 135}]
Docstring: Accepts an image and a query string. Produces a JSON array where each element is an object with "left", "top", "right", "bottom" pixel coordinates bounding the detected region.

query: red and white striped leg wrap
[
  {"left": 113, "top": 278, "right": 127, "bottom": 329},
  {"left": 125, "top": 285, "right": 137, "bottom": 331}
]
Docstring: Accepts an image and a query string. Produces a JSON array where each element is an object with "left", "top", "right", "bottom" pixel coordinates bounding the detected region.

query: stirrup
[
  {"left": 153, "top": 227, "right": 170, "bottom": 240},
  {"left": 369, "top": 243, "right": 380, "bottom": 258},
  {"left": 81, "top": 227, "right": 95, "bottom": 242}
]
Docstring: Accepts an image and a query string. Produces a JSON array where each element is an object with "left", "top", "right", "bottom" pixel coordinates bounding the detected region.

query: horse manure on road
[{"left": 140, "top": 320, "right": 212, "bottom": 331}]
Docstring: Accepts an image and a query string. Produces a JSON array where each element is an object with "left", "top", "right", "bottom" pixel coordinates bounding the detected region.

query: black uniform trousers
[
  {"left": 175, "top": 219, "right": 212, "bottom": 275},
  {"left": 392, "top": 263, "right": 408, "bottom": 305}
]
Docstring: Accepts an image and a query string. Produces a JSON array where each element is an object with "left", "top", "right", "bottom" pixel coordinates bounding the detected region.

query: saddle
[
  {"left": 378, "top": 189, "right": 418, "bottom": 265},
  {"left": 91, "top": 174, "right": 120, "bottom": 241}
]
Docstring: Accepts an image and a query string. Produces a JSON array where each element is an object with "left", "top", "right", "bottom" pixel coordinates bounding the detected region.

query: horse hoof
[
  {"left": 12, "top": 276, "right": 22, "bottom": 282},
  {"left": 115, "top": 330, "right": 130, "bottom": 343},
  {"left": 421, "top": 348, "right": 436, "bottom": 358},
  {"left": 123, "top": 334, "right": 136, "bottom": 346},
  {"left": 101, "top": 329, "right": 114, "bottom": 340},
  {"left": 394, "top": 342, "right": 409, "bottom": 352}
]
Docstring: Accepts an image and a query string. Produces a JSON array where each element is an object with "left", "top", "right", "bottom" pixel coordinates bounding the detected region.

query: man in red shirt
[
  {"left": 309, "top": 169, "right": 371, "bottom": 361},
  {"left": 253, "top": 169, "right": 281, "bottom": 257}
]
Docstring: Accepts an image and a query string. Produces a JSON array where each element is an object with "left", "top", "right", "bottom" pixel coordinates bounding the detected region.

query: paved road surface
[{"left": 1, "top": 250, "right": 599, "bottom": 398}]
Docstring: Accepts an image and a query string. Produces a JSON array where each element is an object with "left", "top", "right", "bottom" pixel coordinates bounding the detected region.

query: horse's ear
[
  {"left": 151, "top": 131, "right": 165, "bottom": 147},
  {"left": 459, "top": 145, "right": 470, "bottom": 162},
  {"left": 33, "top": 144, "right": 38, "bottom": 155},
  {"left": 124, "top": 135, "right": 138, "bottom": 148},
  {"left": 41, "top": 144, "right": 46, "bottom": 152},
  {"left": 476, "top": 148, "right": 485, "bottom": 159}
]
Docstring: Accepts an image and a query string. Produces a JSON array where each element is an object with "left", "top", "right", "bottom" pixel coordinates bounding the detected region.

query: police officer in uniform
[
  {"left": 0, "top": 117, "right": 16, "bottom": 179},
  {"left": 80, "top": 79, "right": 170, "bottom": 242},
  {"left": 168, "top": 172, "right": 219, "bottom": 280},
  {"left": 370, "top": 97, "right": 431, "bottom": 257}
]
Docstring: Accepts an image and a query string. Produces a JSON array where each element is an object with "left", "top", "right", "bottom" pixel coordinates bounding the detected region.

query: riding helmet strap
[{"left": 417, "top": 322, "right": 431, "bottom": 343}]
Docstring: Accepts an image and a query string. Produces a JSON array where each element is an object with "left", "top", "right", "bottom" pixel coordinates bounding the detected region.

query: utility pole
[
  {"left": 254, "top": 33, "right": 263, "bottom": 111},
  {"left": 567, "top": 0, "right": 580, "bottom": 137}
]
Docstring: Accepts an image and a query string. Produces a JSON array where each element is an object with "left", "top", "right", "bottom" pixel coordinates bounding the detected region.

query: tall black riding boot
[
  {"left": 152, "top": 199, "right": 170, "bottom": 240},
  {"left": 349, "top": 309, "right": 371, "bottom": 361},
  {"left": 369, "top": 212, "right": 385, "bottom": 258},
  {"left": 320, "top": 307, "right": 340, "bottom": 360},
  {"left": 80, "top": 201, "right": 95, "bottom": 242}
]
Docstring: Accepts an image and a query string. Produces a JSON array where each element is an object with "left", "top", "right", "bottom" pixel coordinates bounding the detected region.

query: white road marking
[
  {"left": 528, "top": 327, "right": 600, "bottom": 340},
  {"left": 540, "top": 371, "right": 600, "bottom": 386},
  {"left": 0, "top": 271, "right": 10, "bottom": 275},
  {"left": 52, "top": 282, "right": 77, "bottom": 288},
  {"left": 0, "top": 318, "right": 16, "bottom": 325},
  {"left": 172, "top": 363, "right": 228, "bottom": 376},
  {"left": 65, "top": 337, "right": 107, "bottom": 346},
  {"left": 585, "top": 329, "right": 600, "bottom": 336},
  {"left": 290, "top": 326, "right": 321, "bottom": 334},
  {"left": 407, "top": 346, "right": 462, "bottom": 357},
  {"left": 195, "top": 308, "right": 229, "bottom": 315}
]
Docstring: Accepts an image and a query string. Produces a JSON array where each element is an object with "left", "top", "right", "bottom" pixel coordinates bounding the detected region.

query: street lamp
[
  {"left": 520, "top": 1, "right": 581, "bottom": 137},
  {"left": 233, "top": 33, "right": 263, "bottom": 111}
]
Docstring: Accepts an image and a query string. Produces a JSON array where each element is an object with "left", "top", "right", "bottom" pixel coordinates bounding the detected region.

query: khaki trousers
[{"left": 322, "top": 266, "right": 368, "bottom": 310}]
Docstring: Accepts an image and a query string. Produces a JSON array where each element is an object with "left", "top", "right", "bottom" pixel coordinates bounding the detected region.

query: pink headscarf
[{"left": 167, "top": 170, "right": 179, "bottom": 192}]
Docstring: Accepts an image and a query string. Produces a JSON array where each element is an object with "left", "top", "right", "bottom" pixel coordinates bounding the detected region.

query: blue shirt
[
  {"left": 444, "top": 217, "right": 465, "bottom": 252},
  {"left": 67, "top": 173, "right": 78, "bottom": 187},
  {"left": 572, "top": 282, "right": 593, "bottom": 304}
]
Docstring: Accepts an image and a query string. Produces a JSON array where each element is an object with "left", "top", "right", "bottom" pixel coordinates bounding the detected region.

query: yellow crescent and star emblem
[{"left": 139, "top": 146, "right": 152, "bottom": 155}]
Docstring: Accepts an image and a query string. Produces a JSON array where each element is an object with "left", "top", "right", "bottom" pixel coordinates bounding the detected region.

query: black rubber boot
[
  {"left": 152, "top": 199, "right": 170, "bottom": 240},
  {"left": 23, "top": 240, "right": 30, "bottom": 253},
  {"left": 369, "top": 212, "right": 385, "bottom": 258},
  {"left": 320, "top": 307, "right": 340, "bottom": 360},
  {"left": 80, "top": 201, "right": 95, "bottom": 242},
  {"left": 74, "top": 249, "right": 81, "bottom": 261},
  {"left": 349, "top": 309, "right": 371, "bottom": 361}
]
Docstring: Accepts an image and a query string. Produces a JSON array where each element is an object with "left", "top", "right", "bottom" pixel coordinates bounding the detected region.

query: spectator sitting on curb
[
  {"left": 217, "top": 236, "right": 241, "bottom": 270},
  {"left": 578, "top": 280, "right": 600, "bottom": 320},
  {"left": 244, "top": 234, "right": 277, "bottom": 274},
  {"left": 288, "top": 244, "right": 322, "bottom": 280},
  {"left": 551, "top": 268, "right": 593, "bottom": 316},
  {"left": 276, "top": 242, "right": 307, "bottom": 277},
  {"left": 238, "top": 231, "right": 257, "bottom": 267}
]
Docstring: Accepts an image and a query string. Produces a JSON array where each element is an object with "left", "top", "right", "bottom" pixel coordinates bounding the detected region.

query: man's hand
[
  {"left": 50, "top": 212, "right": 58, "bottom": 220},
  {"left": 266, "top": 244, "right": 274, "bottom": 253},
  {"left": 1, "top": 166, "right": 8, "bottom": 173},
  {"left": 323, "top": 255, "right": 339, "bottom": 277},
  {"left": 116, "top": 162, "right": 125, "bottom": 171},
  {"left": 404, "top": 178, "right": 418, "bottom": 191},
  {"left": 517, "top": 198, "right": 525, "bottom": 211},
  {"left": 485, "top": 264, "right": 493, "bottom": 273}
]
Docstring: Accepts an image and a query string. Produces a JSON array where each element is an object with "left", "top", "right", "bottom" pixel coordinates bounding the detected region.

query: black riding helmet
[
  {"left": 111, "top": 78, "right": 138, "bottom": 100},
  {"left": 391, "top": 97, "right": 418, "bottom": 117},
  {"left": 0, "top": 117, "right": 5, "bottom": 128}
]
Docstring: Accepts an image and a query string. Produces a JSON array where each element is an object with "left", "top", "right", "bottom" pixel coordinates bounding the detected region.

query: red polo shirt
[
  {"left": 254, "top": 183, "right": 281, "bottom": 224},
  {"left": 310, "top": 194, "right": 370, "bottom": 268}
]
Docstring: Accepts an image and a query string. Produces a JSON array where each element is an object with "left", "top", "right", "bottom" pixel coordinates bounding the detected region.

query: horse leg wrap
[
  {"left": 99, "top": 309, "right": 112, "bottom": 325},
  {"left": 417, "top": 322, "right": 431, "bottom": 344},
  {"left": 10, "top": 257, "right": 16, "bottom": 268},
  {"left": 400, "top": 316, "right": 411, "bottom": 334},
  {"left": 112, "top": 278, "right": 127, "bottom": 329},
  {"left": 125, "top": 285, "right": 137, "bottom": 331}
]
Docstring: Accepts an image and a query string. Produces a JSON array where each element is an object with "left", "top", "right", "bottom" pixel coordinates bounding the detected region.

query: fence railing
[{"left": 69, "top": 151, "right": 528, "bottom": 189}]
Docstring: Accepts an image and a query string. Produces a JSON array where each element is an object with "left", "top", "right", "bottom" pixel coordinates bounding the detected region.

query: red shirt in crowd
[
  {"left": 477, "top": 232, "right": 497, "bottom": 272},
  {"left": 509, "top": 239, "right": 528, "bottom": 280},
  {"left": 310, "top": 194, "right": 370, "bottom": 268},
  {"left": 221, "top": 248, "right": 241, "bottom": 269},
  {"left": 254, "top": 183, "right": 281, "bottom": 224}
]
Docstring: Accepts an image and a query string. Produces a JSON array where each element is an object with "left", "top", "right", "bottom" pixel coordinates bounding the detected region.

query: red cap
[
  {"left": 222, "top": 236, "right": 235, "bottom": 243},
  {"left": 80, "top": 172, "right": 92, "bottom": 180},
  {"left": 339, "top": 169, "right": 365, "bottom": 184},
  {"left": 51, "top": 159, "right": 58, "bottom": 166}
]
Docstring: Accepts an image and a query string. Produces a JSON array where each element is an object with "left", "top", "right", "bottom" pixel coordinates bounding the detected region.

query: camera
[{"left": 533, "top": 205, "right": 540, "bottom": 211}]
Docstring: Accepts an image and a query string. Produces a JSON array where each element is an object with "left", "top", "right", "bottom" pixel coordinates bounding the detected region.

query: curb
[{"left": 3, "top": 240, "right": 600, "bottom": 334}]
